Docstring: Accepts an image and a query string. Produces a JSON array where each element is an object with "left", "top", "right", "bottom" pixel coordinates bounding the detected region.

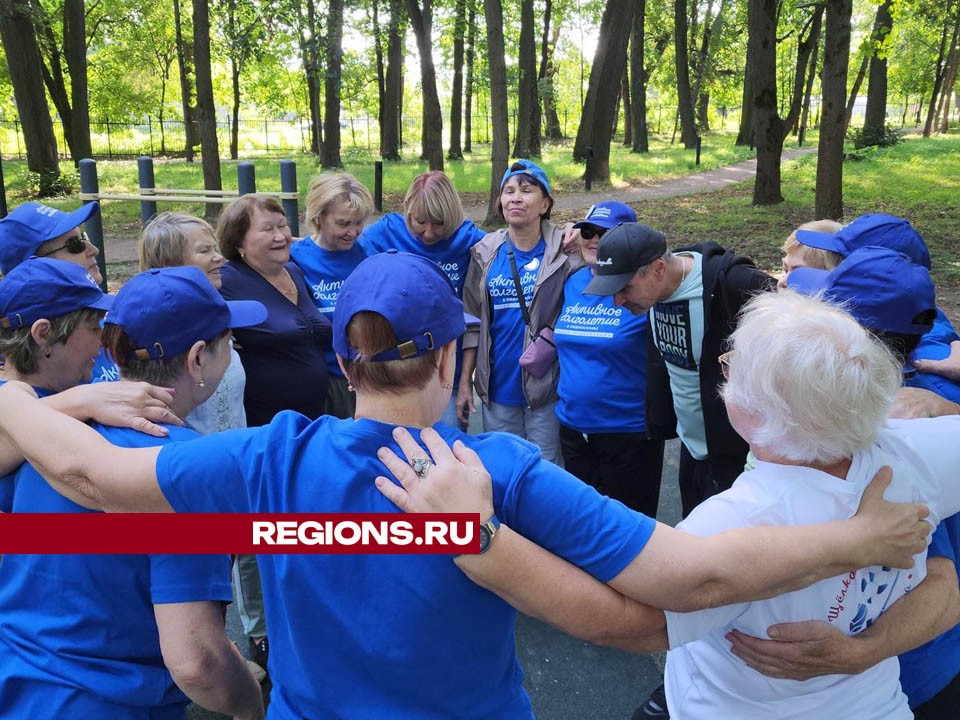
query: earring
[
  {"left": 443, "top": 383, "right": 453, "bottom": 390},
  {"left": 347, "top": 383, "right": 355, "bottom": 392},
  {"left": 197, "top": 379, "right": 206, "bottom": 388}
]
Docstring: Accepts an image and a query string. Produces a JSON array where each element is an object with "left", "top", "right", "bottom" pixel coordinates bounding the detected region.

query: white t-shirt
[{"left": 664, "top": 416, "right": 960, "bottom": 720}]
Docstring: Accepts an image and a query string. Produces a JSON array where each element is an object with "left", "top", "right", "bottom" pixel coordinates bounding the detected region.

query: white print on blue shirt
[
  {"left": 489, "top": 266, "right": 538, "bottom": 309},
  {"left": 555, "top": 301, "right": 625, "bottom": 338},
  {"left": 311, "top": 277, "right": 344, "bottom": 313}
]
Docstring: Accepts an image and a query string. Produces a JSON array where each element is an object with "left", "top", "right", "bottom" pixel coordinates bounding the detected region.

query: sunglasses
[
  {"left": 579, "top": 226, "right": 607, "bottom": 241},
  {"left": 718, "top": 351, "right": 733, "bottom": 381},
  {"left": 39, "top": 232, "right": 90, "bottom": 256}
]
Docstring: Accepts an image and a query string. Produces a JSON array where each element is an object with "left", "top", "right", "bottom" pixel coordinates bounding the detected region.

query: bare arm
[
  {"left": 455, "top": 347, "right": 477, "bottom": 424},
  {"left": 0, "top": 381, "right": 170, "bottom": 512},
  {"left": 912, "top": 340, "right": 960, "bottom": 382},
  {"left": 377, "top": 429, "right": 930, "bottom": 614},
  {"left": 0, "top": 381, "right": 179, "bottom": 476},
  {"left": 725, "top": 555, "right": 960, "bottom": 679},
  {"left": 375, "top": 429, "right": 667, "bottom": 652},
  {"left": 889, "top": 386, "right": 960, "bottom": 419},
  {"left": 155, "top": 601, "right": 264, "bottom": 720}
]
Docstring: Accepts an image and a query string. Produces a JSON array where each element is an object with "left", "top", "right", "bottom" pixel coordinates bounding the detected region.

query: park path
[{"left": 104, "top": 146, "right": 816, "bottom": 266}]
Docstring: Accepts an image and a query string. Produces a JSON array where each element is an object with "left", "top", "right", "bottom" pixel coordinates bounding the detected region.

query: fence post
[
  {"left": 584, "top": 147, "right": 594, "bottom": 191},
  {"left": 279, "top": 159, "right": 299, "bottom": 236},
  {"left": 264, "top": 119, "right": 269, "bottom": 152},
  {"left": 14, "top": 120, "right": 22, "bottom": 159},
  {"left": 237, "top": 161, "right": 257, "bottom": 196},
  {"left": 798, "top": 127, "right": 805, "bottom": 147},
  {"left": 695, "top": 136, "right": 702, "bottom": 165},
  {"left": 0, "top": 155, "right": 7, "bottom": 218},
  {"left": 78, "top": 158, "right": 108, "bottom": 291},
  {"left": 106, "top": 119, "right": 113, "bottom": 159},
  {"left": 137, "top": 156, "right": 158, "bottom": 226},
  {"left": 374, "top": 161, "right": 383, "bottom": 213}
]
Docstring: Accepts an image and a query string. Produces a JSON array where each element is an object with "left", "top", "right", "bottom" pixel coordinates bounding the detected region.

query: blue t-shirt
[
  {"left": 155, "top": 413, "right": 654, "bottom": 720},
  {"left": 554, "top": 267, "right": 649, "bottom": 434},
  {"left": 0, "top": 424, "right": 231, "bottom": 720},
  {"left": 359, "top": 212, "right": 485, "bottom": 297},
  {"left": 289, "top": 238, "right": 369, "bottom": 376},
  {"left": 0, "top": 379, "right": 53, "bottom": 513},
  {"left": 90, "top": 346, "right": 121, "bottom": 383},
  {"left": 898, "top": 514, "right": 960, "bottom": 708},
  {"left": 487, "top": 239, "right": 545, "bottom": 407}
]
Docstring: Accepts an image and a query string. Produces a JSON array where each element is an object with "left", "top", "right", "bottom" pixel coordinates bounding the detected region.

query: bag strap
[{"left": 506, "top": 245, "right": 533, "bottom": 328}]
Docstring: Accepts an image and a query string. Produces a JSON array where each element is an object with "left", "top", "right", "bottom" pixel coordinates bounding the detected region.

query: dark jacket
[{"left": 645, "top": 242, "right": 776, "bottom": 462}]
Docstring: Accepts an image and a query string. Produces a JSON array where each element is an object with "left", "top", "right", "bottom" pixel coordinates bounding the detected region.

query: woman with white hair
[{"left": 377, "top": 289, "right": 960, "bottom": 720}]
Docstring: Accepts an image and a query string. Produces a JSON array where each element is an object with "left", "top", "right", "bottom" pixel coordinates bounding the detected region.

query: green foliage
[
  {"left": 26, "top": 169, "right": 79, "bottom": 197},
  {"left": 848, "top": 124, "right": 904, "bottom": 150}
]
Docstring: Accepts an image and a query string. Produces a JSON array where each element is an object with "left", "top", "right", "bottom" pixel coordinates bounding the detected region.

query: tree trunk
[
  {"left": 192, "top": 0, "right": 222, "bottom": 220},
  {"left": 512, "top": 0, "right": 537, "bottom": 157},
  {"left": 816, "top": 0, "right": 853, "bottom": 221},
  {"left": 543, "top": 25, "right": 563, "bottom": 140},
  {"left": 34, "top": 15, "right": 76, "bottom": 160},
  {"left": 230, "top": 62, "right": 241, "bottom": 160},
  {"left": 798, "top": 25, "right": 822, "bottom": 139},
  {"left": 448, "top": 0, "right": 466, "bottom": 159},
  {"left": 464, "top": 1, "right": 477, "bottom": 152},
  {"left": 0, "top": 0, "right": 60, "bottom": 194},
  {"left": 174, "top": 0, "right": 198, "bottom": 161},
  {"left": 573, "top": 0, "right": 636, "bottom": 171},
  {"left": 748, "top": 0, "right": 784, "bottom": 204},
  {"left": 923, "top": 18, "right": 952, "bottom": 137},
  {"left": 622, "top": 63, "right": 632, "bottom": 146},
  {"left": 380, "top": 0, "right": 404, "bottom": 160},
  {"left": 674, "top": 0, "right": 698, "bottom": 148},
  {"left": 630, "top": 0, "right": 648, "bottom": 152},
  {"left": 843, "top": 44, "right": 870, "bottom": 129},
  {"left": 692, "top": 0, "right": 725, "bottom": 133},
  {"left": 939, "top": 37, "right": 959, "bottom": 132},
  {"left": 483, "top": 0, "right": 509, "bottom": 225},
  {"left": 321, "top": 0, "right": 344, "bottom": 167},
  {"left": 736, "top": 64, "right": 754, "bottom": 145},
  {"left": 532, "top": 0, "right": 552, "bottom": 149},
  {"left": 406, "top": 0, "right": 444, "bottom": 170},
  {"left": 862, "top": 0, "right": 893, "bottom": 139},
  {"left": 63, "top": 0, "right": 91, "bottom": 162}
]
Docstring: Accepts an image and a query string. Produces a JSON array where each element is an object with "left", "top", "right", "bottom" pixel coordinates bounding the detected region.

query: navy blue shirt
[{"left": 220, "top": 260, "right": 331, "bottom": 426}]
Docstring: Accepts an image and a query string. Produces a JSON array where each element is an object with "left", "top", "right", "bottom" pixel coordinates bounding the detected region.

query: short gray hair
[{"left": 721, "top": 291, "right": 901, "bottom": 464}]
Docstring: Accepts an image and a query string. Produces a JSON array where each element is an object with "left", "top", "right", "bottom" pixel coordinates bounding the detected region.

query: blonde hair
[
  {"left": 403, "top": 172, "right": 465, "bottom": 240},
  {"left": 139, "top": 212, "right": 215, "bottom": 270},
  {"left": 781, "top": 220, "right": 844, "bottom": 270},
  {"left": 306, "top": 172, "right": 373, "bottom": 235}
]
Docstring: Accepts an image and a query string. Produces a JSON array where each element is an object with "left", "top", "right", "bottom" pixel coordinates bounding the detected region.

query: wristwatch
[{"left": 479, "top": 515, "right": 501, "bottom": 554}]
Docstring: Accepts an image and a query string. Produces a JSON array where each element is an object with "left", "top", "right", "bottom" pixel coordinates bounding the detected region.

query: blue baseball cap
[
  {"left": 795, "top": 213, "right": 931, "bottom": 269},
  {"left": 573, "top": 201, "right": 637, "bottom": 230},
  {"left": 0, "top": 202, "right": 100, "bottom": 274},
  {"left": 105, "top": 266, "right": 267, "bottom": 360},
  {"left": 787, "top": 247, "right": 936, "bottom": 335},
  {"left": 500, "top": 159, "right": 552, "bottom": 196},
  {"left": 0, "top": 257, "right": 113, "bottom": 330},
  {"left": 334, "top": 250, "right": 477, "bottom": 361}
]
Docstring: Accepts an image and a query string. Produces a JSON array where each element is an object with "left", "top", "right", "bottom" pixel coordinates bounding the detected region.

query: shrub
[{"left": 848, "top": 124, "right": 904, "bottom": 150}]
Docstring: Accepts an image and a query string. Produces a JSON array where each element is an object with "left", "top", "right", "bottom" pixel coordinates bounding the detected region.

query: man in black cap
[{"left": 585, "top": 222, "right": 775, "bottom": 518}]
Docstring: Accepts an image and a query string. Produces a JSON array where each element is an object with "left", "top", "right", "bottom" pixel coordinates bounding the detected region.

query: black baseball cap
[{"left": 584, "top": 222, "right": 668, "bottom": 296}]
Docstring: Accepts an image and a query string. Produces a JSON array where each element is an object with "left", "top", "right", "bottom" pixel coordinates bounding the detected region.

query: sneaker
[
  {"left": 631, "top": 683, "right": 670, "bottom": 719},
  {"left": 250, "top": 636, "right": 269, "bottom": 670}
]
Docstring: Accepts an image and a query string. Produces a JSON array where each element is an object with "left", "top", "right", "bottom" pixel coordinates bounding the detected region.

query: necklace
[{"left": 274, "top": 268, "right": 298, "bottom": 302}]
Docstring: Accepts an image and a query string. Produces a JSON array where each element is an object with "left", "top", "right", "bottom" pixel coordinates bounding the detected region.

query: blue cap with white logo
[
  {"left": 0, "top": 257, "right": 113, "bottom": 329},
  {"left": 499, "top": 159, "right": 552, "bottom": 196},
  {"left": 334, "top": 250, "right": 477, "bottom": 362},
  {"left": 573, "top": 201, "right": 637, "bottom": 231},
  {"left": 0, "top": 202, "right": 100, "bottom": 274}
]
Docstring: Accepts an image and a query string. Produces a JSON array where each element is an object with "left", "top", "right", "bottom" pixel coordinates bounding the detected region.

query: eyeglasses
[
  {"left": 579, "top": 226, "right": 607, "bottom": 241},
  {"left": 718, "top": 351, "right": 733, "bottom": 381},
  {"left": 39, "top": 232, "right": 89, "bottom": 256}
]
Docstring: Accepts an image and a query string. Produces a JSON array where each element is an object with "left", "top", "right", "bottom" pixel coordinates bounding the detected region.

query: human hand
[
  {"left": 561, "top": 223, "right": 581, "bottom": 254},
  {"left": 456, "top": 383, "right": 476, "bottom": 425},
  {"left": 912, "top": 340, "right": 960, "bottom": 382},
  {"left": 74, "top": 381, "right": 181, "bottom": 437},
  {"left": 852, "top": 466, "right": 931, "bottom": 569},
  {"left": 889, "top": 386, "right": 960, "bottom": 419},
  {"left": 726, "top": 621, "right": 868, "bottom": 680},
  {"left": 375, "top": 426, "right": 494, "bottom": 518}
]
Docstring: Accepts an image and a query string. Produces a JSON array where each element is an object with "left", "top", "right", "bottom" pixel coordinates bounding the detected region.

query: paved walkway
[{"left": 104, "top": 146, "right": 817, "bottom": 268}]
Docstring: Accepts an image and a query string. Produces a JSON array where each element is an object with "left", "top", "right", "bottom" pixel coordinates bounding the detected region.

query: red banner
[{"left": 0, "top": 513, "right": 480, "bottom": 554}]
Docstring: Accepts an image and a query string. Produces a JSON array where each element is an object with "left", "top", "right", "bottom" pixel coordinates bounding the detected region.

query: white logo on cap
[
  {"left": 35, "top": 206, "right": 58, "bottom": 217},
  {"left": 589, "top": 206, "right": 612, "bottom": 220},
  {"left": 596, "top": 257, "right": 614, "bottom": 266}
]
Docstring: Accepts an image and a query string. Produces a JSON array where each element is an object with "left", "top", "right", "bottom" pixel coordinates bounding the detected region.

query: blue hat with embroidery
[
  {"left": 573, "top": 201, "right": 637, "bottom": 230},
  {"left": 0, "top": 257, "right": 113, "bottom": 329},
  {"left": 499, "top": 159, "right": 552, "bottom": 196},
  {"left": 105, "top": 266, "right": 267, "bottom": 360},
  {"left": 795, "top": 213, "right": 931, "bottom": 269},
  {"left": 334, "top": 250, "right": 477, "bottom": 362},
  {"left": 0, "top": 202, "right": 100, "bottom": 274},
  {"left": 787, "top": 246, "right": 936, "bottom": 336}
]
